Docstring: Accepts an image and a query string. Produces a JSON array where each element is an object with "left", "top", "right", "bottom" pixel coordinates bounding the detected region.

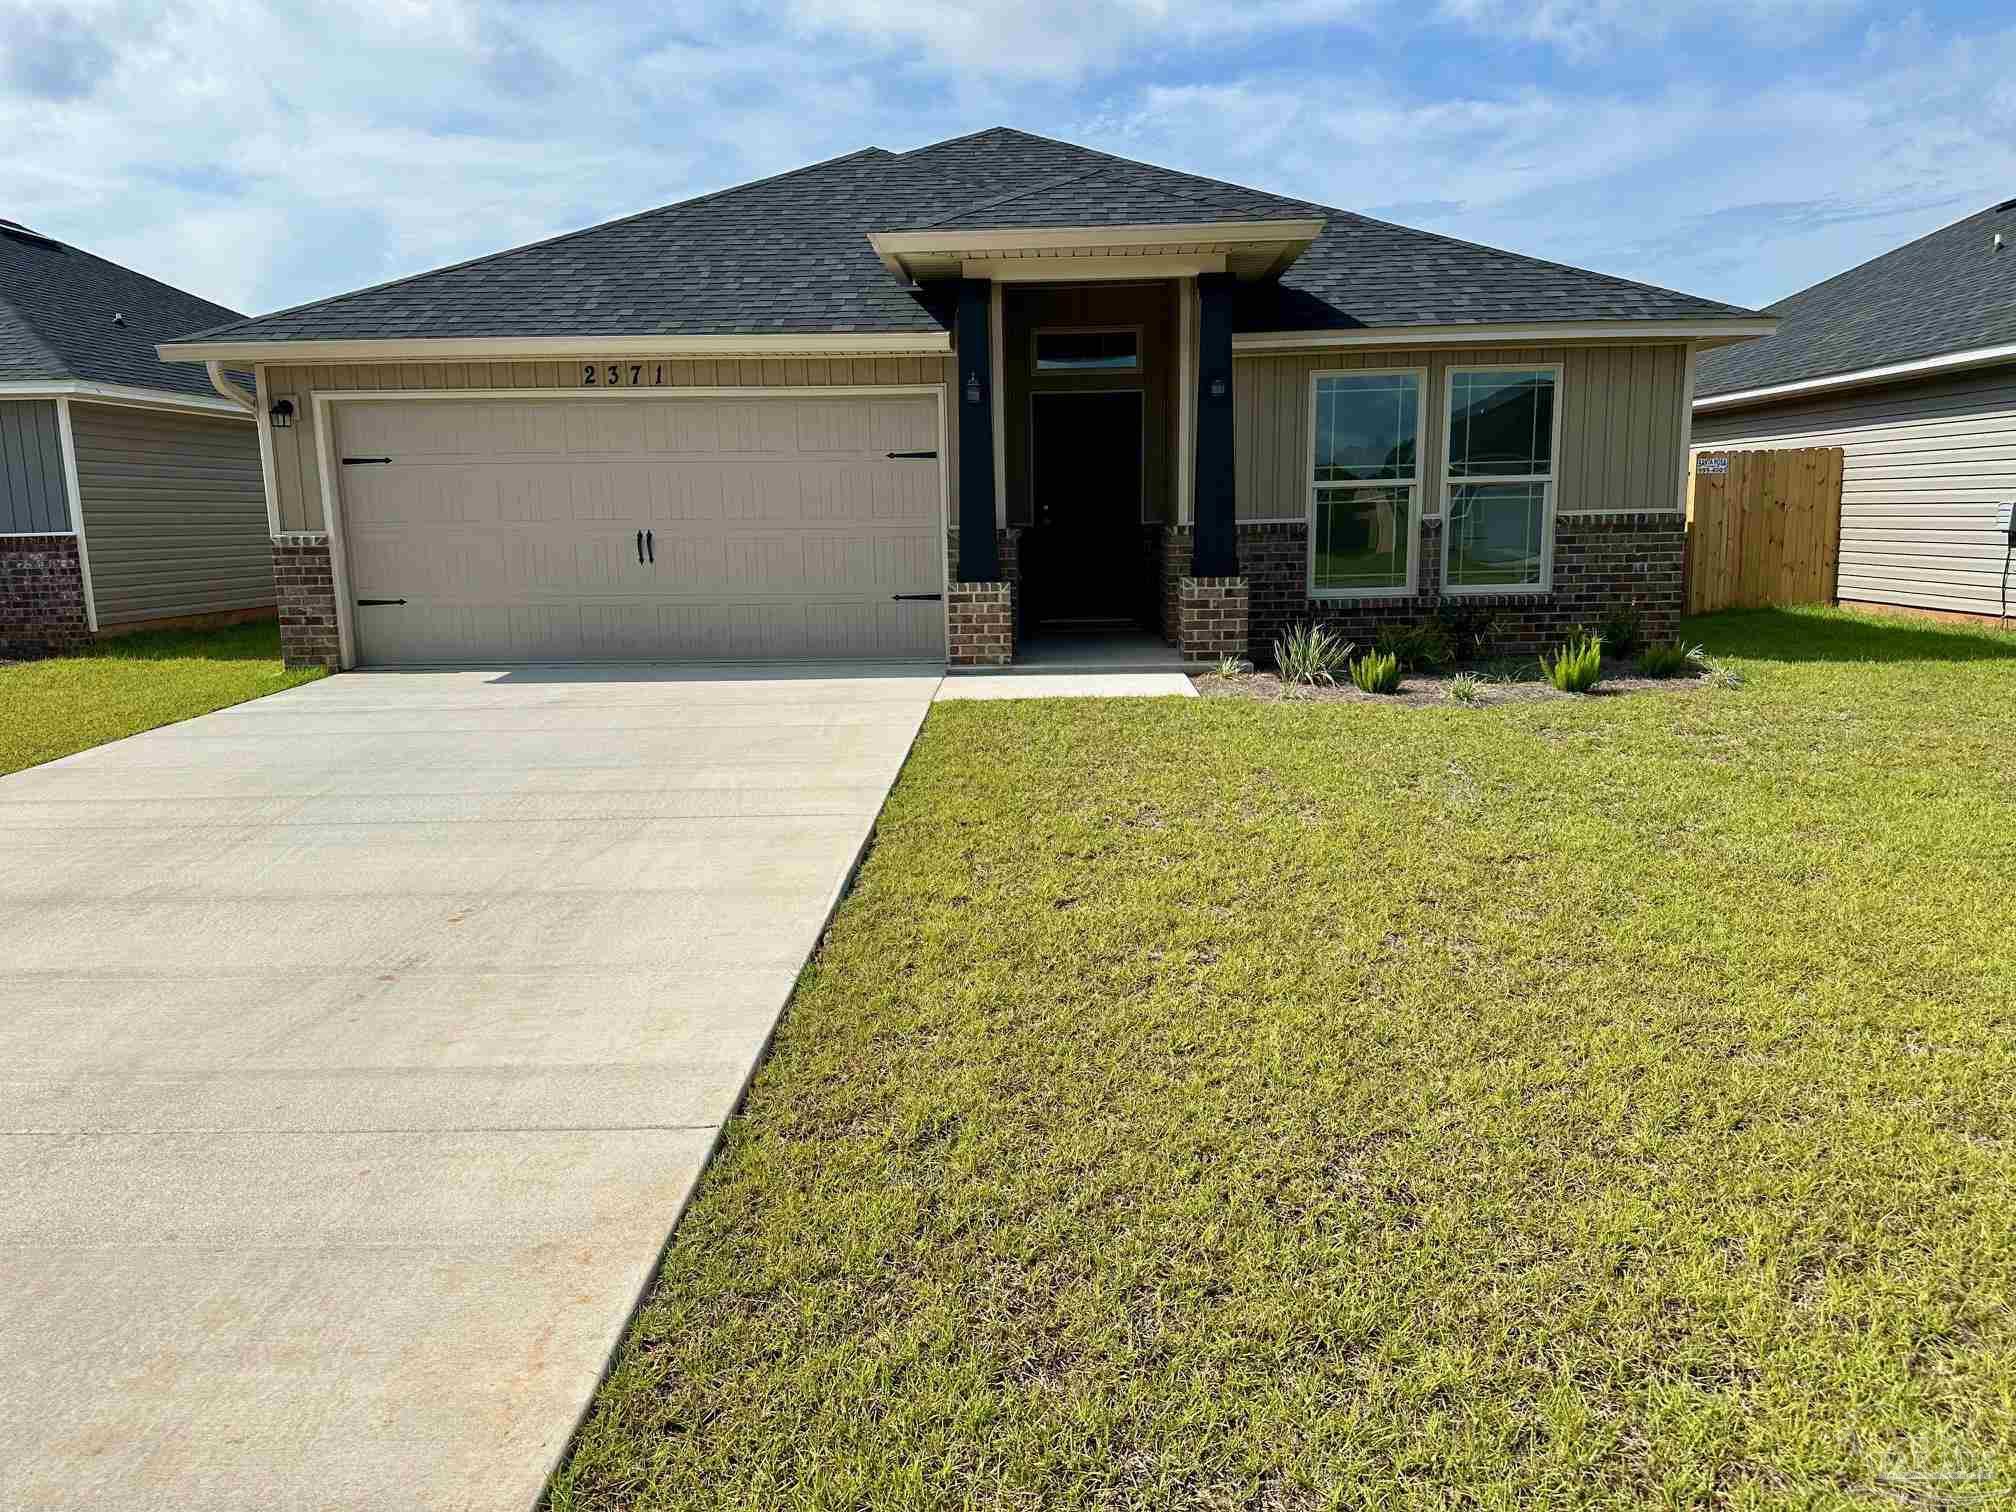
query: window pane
[
  {"left": 1447, "top": 483, "right": 1545, "bottom": 587},
  {"left": 1447, "top": 369, "right": 1555, "bottom": 479},
  {"left": 1313, "top": 373, "right": 1419, "bottom": 483},
  {"left": 1035, "top": 331, "right": 1138, "bottom": 370},
  {"left": 1314, "top": 485, "right": 1412, "bottom": 592}
]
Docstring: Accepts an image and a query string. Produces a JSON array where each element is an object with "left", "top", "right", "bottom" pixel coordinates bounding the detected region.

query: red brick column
[
  {"left": 272, "top": 535, "right": 341, "bottom": 670},
  {"left": 0, "top": 534, "right": 91, "bottom": 659},
  {"left": 946, "top": 581, "right": 1014, "bottom": 667},
  {"left": 1177, "top": 575, "right": 1249, "bottom": 662}
]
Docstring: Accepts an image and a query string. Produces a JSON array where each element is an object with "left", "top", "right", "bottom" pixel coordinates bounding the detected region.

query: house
[
  {"left": 1693, "top": 201, "right": 2016, "bottom": 623},
  {"left": 1, "top": 220, "right": 271, "bottom": 658},
  {"left": 156, "top": 128, "right": 1773, "bottom": 671}
]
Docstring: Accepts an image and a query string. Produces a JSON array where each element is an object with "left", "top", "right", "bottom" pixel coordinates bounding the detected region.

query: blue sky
[{"left": 5, "top": 1, "right": 2015, "bottom": 322}]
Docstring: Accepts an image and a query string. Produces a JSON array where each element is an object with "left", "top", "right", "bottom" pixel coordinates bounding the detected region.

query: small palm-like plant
[
  {"left": 1637, "top": 640, "right": 1706, "bottom": 678},
  {"left": 1446, "top": 672, "right": 1484, "bottom": 704},
  {"left": 1214, "top": 653, "right": 1248, "bottom": 678},
  {"left": 1274, "top": 622, "right": 1353, "bottom": 689},
  {"left": 1541, "top": 634, "right": 1604, "bottom": 693},
  {"left": 1348, "top": 649, "right": 1402, "bottom": 694}
]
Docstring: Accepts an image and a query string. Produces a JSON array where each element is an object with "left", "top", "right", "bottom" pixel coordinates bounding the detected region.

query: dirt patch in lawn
[{"left": 1193, "top": 665, "right": 1712, "bottom": 706}]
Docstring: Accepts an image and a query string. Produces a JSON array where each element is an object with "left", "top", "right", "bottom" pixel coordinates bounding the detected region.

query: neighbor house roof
[
  {"left": 1696, "top": 199, "right": 2016, "bottom": 401},
  {"left": 0, "top": 220, "right": 248, "bottom": 399},
  {"left": 165, "top": 127, "right": 1762, "bottom": 352}
]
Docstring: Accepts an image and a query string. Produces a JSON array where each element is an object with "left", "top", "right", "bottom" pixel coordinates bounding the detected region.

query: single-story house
[
  {"left": 1, "top": 219, "right": 270, "bottom": 657},
  {"left": 1694, "top": 200, "right": 2016, "bottom": 623},
  {"left": 158, "top": 128, "right": 1774, "bottom": 671}
]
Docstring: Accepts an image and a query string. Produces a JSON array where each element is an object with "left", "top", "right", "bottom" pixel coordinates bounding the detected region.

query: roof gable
[
  {"left": 1696, "top": 201, "right": 2016, "bottom": 399},
  {"left": 0, "top": 222, "right": 245, "bottom": 397}
]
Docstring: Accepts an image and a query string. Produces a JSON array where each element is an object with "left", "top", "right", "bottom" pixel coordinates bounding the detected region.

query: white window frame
[
  {"left": 1440, "top": 362, "right": 1563, "bottom": 596},
  {"left": 1031, "top": 326, "right": 1142, "bottom": 374},
  {"left": 1305, "top": 366, "right": 1427, "bottom": 599}
]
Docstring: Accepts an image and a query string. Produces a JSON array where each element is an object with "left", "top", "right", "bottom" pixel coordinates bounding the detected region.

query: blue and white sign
[{"left": 1696, "top": 455, "right": 1729, "bottom": 475}]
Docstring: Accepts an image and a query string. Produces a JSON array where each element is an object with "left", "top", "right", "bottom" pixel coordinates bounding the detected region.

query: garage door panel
[{"left": 339, "top": 394, "right": 944, "bottom": 664}]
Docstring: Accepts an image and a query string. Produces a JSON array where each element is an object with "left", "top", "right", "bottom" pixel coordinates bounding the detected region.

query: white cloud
[{"left": 1435, "top": 0, "right": 1866, "bottom": 57}]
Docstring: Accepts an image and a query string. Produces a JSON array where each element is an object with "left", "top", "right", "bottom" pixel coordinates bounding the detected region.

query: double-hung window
[
  {"left": 1308, "top": 369, "right": 1423, "bottom": 596},
  {"left": 1443, "top": 366, "right": 1559, "bottom": 592}
]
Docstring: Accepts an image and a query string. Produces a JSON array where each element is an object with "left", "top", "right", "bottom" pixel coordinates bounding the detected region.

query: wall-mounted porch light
[{"left": 269, "top": 397, "right": 296, "bottom": 430}]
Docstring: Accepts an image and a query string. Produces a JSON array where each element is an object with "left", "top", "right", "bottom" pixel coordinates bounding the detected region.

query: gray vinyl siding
[
  {"left": 1692, "top": 366, "right": 2016, "bottom": 616},
  {"left": 1234, "top": 343, "right": 1689, "bottom": 521},
  {"left": 69, "top": 402, "right": 270, "bottom": 625},
  {"left": 0, "top": 400, "right": 72, "bottom": 533}
]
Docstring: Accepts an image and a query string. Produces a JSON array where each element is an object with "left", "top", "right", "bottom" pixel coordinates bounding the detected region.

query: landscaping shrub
[
  {"left": 1541, "top": 634, "right": 1604, "bottom": 693},
  {"left": 1377, "top": 620, "right": 1456, "bottom": 671},
  {"left": 1273, "top": 622, "right": 1353, "bottom": 688},
  {"left": 1348, "top": 649, "right": 1402, "bottom": 693},
  {"left": 1597, "top": 603, "right": 1647, "bottom": 657},
  {"left": 1432, "top": 603, "right": 1500, "bottom": 661},
  {"left": 1637, "top": 640, "right": 1706, "bottom": 678},
  {"left": 1446, "top": 672, "right": 1484, "bottom": 704}
]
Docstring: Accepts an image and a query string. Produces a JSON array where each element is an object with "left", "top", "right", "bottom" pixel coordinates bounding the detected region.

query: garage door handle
[
  {"left": 891, "top": 593, "right": 943, "bottom": 602},
  {"left": 635, "top": 530, "right": 644, "bottom": 565},
  {"left": 342, "top": 457, "right": 392, "bottom": 466},
  {"left": 886, "top": 450, "right": 937, "bottom": 459},
  {"left": 645, "top": 529, "right": 654, "bottom": 564},
  {"left": 356, "top": 598, "right": 407, "bottom": 607}
]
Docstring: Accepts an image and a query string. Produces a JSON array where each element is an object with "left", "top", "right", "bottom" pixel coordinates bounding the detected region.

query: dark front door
[{"left": 1027, "top": 390, "right": 1145, "bottom": 629}]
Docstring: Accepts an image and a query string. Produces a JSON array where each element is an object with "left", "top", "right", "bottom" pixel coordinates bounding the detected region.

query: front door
[{"left": 1027, "top": 390, "right": 1145, "bottom": 629}]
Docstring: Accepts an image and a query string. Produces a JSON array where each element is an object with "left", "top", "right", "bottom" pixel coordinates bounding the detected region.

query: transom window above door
[
  {"left": 1307, "top": 369, "right": 1423, "bottom": 595},
  {"left": 1033, "top": 329, "right": 1139, "bottom": 371}
]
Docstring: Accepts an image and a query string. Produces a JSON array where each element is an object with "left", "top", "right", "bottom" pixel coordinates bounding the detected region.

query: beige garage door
[{"left": 335, "top": 393, "right": 946, "bottom": 663}]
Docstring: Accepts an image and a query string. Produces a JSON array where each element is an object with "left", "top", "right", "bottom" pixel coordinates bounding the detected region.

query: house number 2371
[{"left": 581, "top": 364, "right": 667, "bottom": 386}]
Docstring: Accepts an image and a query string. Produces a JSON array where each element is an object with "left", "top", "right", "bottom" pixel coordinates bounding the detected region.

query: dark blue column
[
  {"left": 1192, "top": 272, "right": 1239, "bottom": 578},
  {"left": 954, "top": 279, "right": 1000, "bottom": 581}
]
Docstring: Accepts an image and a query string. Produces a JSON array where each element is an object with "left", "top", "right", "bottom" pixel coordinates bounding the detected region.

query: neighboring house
[
  {"left": 1694, "top": 201, "right": 2016, "bottom": 622},
  {"left": 157, "top": 128, "right": 1772, "bottom": 671},
  {"left": 1, "top": 219, "right": 269, "bottom": 657}
]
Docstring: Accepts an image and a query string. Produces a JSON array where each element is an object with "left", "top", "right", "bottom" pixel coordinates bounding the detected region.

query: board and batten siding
[
  {"left": 1234, "top": 343, "right": 1690, "bottom": 522},
  {"left": 261, "top": 357, "right": 960, "bottom": 534},
  {"left": 68, "top": 402, "right": 269, "bottom": 626},
  {"left": 1691, "top": 366, "right": 2016, "bottom": 617},
  {"left": 0, "top": 400, "right": 72, "bottom": 534}
]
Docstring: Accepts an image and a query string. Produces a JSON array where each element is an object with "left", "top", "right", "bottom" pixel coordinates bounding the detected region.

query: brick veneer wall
[
  {"left": 1238, "top": 511, "right": 1685, "bottom": 662},
  {"left": 272, "top": 535, "right": 340, "bottom": 670},
  {"left": 945, "top": 528, "right": 1021, "bottom": 654},
  {"left": 1176, "top": 577, "right": 1250, "bottom": 661},
  {"left": 946, "top": 581, "right": 1015, "bottom": 666},
  {"left": 0, "top": 534, "right": 91, "bottom": 659}
]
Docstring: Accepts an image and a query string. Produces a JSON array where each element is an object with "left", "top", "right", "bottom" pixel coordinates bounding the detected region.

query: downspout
[{"left": 205, "top": 360, "right": 258, "bottom": 412}]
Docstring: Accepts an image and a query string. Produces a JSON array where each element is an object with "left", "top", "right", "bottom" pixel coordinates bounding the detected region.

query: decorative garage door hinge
[
  {"left": 342, "top": 456, "right": 393, "bottom": 465},
  {"left": 891, "top": 593, "right": 943, "bottom": 602},
  {"left": 886, "top": 450, "right": 937, "bottom": 459},
  {"left": 355, "top": 598, "right": 407, "bottom": 607}
]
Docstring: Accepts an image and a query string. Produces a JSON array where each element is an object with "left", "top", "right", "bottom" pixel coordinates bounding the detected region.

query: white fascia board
[
  {"left": 1232, "top": 318, "right": 1778, "bottom": 353},
  {"left": 870, "top": 220, "right": 1327, "bottom": 259},
  {"left": 155, "top": 332, "right": 954, "bottom": 364},
  {"left": 1692, "top": 341, "right": 2016, "bottom": 412},
  {"left": 0, "top": 379, "right": 253, "bottom": 419},
  {"left": 963, "top": 254, "right": 1227, "bottom": 282}
]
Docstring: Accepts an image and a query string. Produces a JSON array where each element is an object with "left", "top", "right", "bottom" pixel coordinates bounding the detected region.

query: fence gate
[{"left": 1685, "top": 447, "right": 1844, "bottom": 613}]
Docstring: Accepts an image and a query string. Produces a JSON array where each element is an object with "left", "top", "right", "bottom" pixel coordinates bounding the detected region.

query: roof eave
[
  {"left": 156, "top": 331, "right": 955, "bottom": 365},
  {"left": 0, "top": 377, "right": 254, "bottom": 419},
  {"left": 1694, "top": 338, "right": 2016, "bottom": 411},
  {"left": 868, "top": 220, "right": 1329, "bottom": 283},
  {"left": 1234, "top": 317, "right": 1778, "bottom": 353}
]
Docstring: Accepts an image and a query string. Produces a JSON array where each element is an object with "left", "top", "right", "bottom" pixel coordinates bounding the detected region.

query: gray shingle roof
[
  {"left": 173, "top": 127, "right": 1758, "bottom": 348},
  {"left": 1, "top": 221, "right": 246, "bottom": 398},
  {"left": 1695, "top": 201, "right": 2016, "bottom": 399}
]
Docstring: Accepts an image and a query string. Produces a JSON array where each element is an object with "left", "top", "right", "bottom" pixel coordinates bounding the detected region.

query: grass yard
[
  {"left": 553, "top": 607, "right": 2016, "bottom": 1511},
  {"left": 0, "top": 621, "right": 324, "bottom": 776}
]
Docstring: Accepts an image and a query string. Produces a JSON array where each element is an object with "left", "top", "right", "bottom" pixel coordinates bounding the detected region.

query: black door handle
[
  {"left": 645, "top": 529, "right": 654, "bottom": 564},
  {"left": 635, "top": 530, "right": 644, "bottom": 565},
  {"left": 891, "top": 593, "right": 943, "bottom": 602},
  {"left": 886, "top": 450, "right": 938, "bottom": 460}
]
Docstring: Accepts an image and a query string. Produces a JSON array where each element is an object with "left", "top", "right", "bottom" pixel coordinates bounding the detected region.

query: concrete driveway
[{"left": 0, "top": 663, "right": 940, "bottom": 1511}]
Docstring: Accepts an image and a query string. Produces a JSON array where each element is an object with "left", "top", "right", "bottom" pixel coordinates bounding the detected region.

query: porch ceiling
[{"left": 867, "top": 220, "right": 1326, "bottom": 284}]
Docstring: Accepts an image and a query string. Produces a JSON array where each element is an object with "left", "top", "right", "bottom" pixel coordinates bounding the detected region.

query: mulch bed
[{"left": 1193, "top": 663, "right": 1711, "bottom": 706}]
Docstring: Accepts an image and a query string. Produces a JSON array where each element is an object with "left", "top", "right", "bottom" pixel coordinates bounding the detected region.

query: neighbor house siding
[
  {"left": 0, "top": 400, "right": 72, "bottom": 534},
  {"left": 1691, "top": 366, "right": 2016, "bottom": 617},
  {"left": 68, "top": 402, "right": 270, "bottom": 626},
  {"left": 1234, "top": 343, "right": 1689, "bottom": 522},
  {"left": 261, "top": 356, "right": 960, "bottom": 534}
]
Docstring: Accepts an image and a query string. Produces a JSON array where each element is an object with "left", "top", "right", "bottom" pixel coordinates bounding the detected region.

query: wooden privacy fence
[{"left": 1685, "top": 447, "right": 1844, "bottom": 613}]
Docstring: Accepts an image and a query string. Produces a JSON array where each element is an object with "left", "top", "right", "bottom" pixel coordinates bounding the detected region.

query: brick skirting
[
  {"left": 272, "top": 535, "right": 340, "bottom": 669},
  {"left": 947, "top": 580, "right": 1015, "bottom": 666},
  {"left": 0, "top": 534, "right": 91, "bottom": 659},
  {"left": 1176, "top": 576, "right": 1249, "bottom": 661},
  {"left": 1239, "top": 511, "right": 1685, "bottom": 662}
]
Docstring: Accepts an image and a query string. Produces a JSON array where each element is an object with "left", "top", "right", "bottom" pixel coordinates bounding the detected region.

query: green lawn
[
  {"left": 553, "top": 607, "right": 2016, "bottom": 1511},
  {"left": 0, "top": 621, "right": 324, "bottom": 776}
]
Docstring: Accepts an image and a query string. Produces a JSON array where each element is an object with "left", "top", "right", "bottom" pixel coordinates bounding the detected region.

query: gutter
[{"left": 205, "top": 361, "right": 259, "bottom": 413}]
